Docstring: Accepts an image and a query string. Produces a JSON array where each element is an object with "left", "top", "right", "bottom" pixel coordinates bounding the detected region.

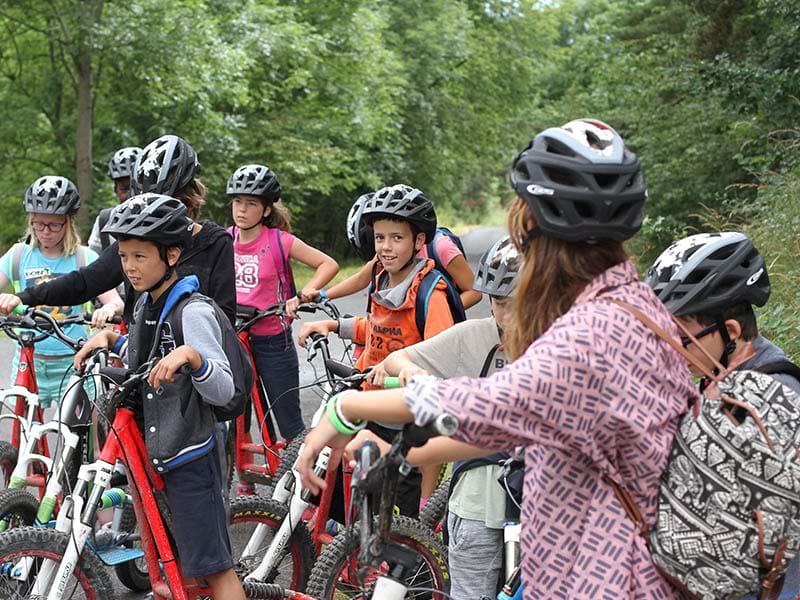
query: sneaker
[{"left": 237, "top": 481, "right": 256, "bottom": 496}]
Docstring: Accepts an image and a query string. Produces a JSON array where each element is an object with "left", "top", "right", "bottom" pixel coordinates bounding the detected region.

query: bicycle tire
[
  {"left": 273, "top": 430, "right": 305, "bottom": 485},
  {"left": 0, "top": 525, "right": 114, "bottom": 599},
  {"left": 306, "top": 515, "right": 450, "bottom": 599},
  {"left": 419, "top": 477, "right": 450, "bottom": 532},
  {"left": 113, "top": 502, "right": 150, "bottom": 592},
  {"left": 0, "top": 441, "right": 18, "bottom": 489},
  {"left": 229, "top": 494, "right": 315, "bottom": 592},
  {"left": 0, "top": 489, "right": 39, "bottom": 531}
]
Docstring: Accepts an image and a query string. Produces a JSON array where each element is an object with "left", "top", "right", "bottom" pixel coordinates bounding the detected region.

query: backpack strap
[
  {"left": 479, "top": 344, "right": 501, "bottom": 378},
  {"left": 10, "top": 243, "right": 25, "bottom": 293},
  {"left": 365, "top": 260, "right": 380, "bottom": 316},
  {"left": 414, "top": 269, "right": 467, "bottom": 338},
  {"left": 268, "top": 227, "right": 296, "bottom": 301},
  {"left": 754, "top": 360, "right": 800, "bottom": 382}
]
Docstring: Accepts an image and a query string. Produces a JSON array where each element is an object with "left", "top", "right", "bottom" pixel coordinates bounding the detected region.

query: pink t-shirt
[
  {"left": 416, "top": 234, "right": 461, "bottom": 267},
  {"left": 233, "top": 226, "right": 296, "bottom": 336}
]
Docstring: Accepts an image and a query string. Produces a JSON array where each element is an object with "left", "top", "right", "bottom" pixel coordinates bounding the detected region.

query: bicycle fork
[{"left": 244, "top": 445, "right": 331, "bottom": 583}]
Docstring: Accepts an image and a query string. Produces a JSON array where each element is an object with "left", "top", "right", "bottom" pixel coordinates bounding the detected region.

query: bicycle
[
  {"left": 305, "top": 415, "right": 458, "bottom": 599},
  {"left": 0, "top": 356, "right": 318, "bottom": 599}
]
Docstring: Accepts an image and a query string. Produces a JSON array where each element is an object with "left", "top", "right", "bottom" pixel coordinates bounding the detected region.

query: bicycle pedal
[{"left": 90, "top": 544, "right": 144, "bottom": 566}]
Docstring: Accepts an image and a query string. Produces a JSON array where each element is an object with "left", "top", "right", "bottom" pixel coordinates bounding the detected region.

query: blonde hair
[
  {"left": 505, "top": 198, "right": 627, "bottom": 359},
  {"left": 264, "top": 199, "right": 292, "bottom": 233},
  {"left": 25, "top": 214, "right": 81, "bottom": 256},
  {"left": 178, "top": 178, "right": 207, "bottom": 220}
]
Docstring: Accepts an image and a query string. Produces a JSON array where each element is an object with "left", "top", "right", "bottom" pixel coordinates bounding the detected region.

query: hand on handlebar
[
  {"left": 298, "top": 319, "right": 338, "bottom": 348},
  {"left": 344, "top": 429, "right": 390, "bottom": 468},
  {"left": 366, "top": 360, "right": 392, "bottom": 387},
  {"left": 0, "top": 294, "right": 21, "bottom": 316},
  {"left": 397, "top": 365, "right": 430, "bottom": 387},
  {"left": 147, "top": 345, "right": 201, "bottom": 388},
  {"left": 296, "top": 411, "right": 355, "bottom": 496},
  {"left": 90, "top": 304, "right": 120, "bottom": 329},
  {"left": 74, "top": 330, "right": 119, "bottom": 372}
]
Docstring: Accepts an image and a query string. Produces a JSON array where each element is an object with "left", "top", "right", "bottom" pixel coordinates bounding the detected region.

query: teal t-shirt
[{"left": 0, "top": 244, "right": 98, "bottom": 355}]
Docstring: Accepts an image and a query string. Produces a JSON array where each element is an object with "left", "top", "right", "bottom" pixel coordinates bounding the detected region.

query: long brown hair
[
  {"left": 506, "top": 198, "right": 627, "bottom": 359},
  {"left": 263, "top": 199, "right": 292, "bottom": 233},
  {"left": 178, "top": 178, "right": 207, "bottom": 220}
]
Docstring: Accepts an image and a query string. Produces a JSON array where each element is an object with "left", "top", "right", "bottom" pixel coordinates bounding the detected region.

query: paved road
[{"left": 0, "top": 226, "right": 504, "bottom": 597}]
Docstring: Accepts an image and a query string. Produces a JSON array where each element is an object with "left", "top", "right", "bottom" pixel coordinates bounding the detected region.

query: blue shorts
[{"left": 162, "top": 447, "right": 233, "bottom": 578}]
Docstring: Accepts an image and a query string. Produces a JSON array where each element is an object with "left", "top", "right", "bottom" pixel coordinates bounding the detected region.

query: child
[
  {"left": 312, "top": 191, "right": 483, "bottom": 309},
  {"left": 296, "top": 119, "right": 698, "bottom": 599},
  {"left": 74, "top": 193, "right": 245, "bottom": 600},
  {"left": 0, "top": 176, "right": 123, "bottom": 407},
  {"left": 647, "top": 231, "right": 800, "bottom": 600},
  {"left": 298, "top": 183, "right": 456, "bottom": 516},
  {"left": 88, "top": 146, "right": 142, "bottom": 253},
  {"left": 362, "top": 235, "right": 521, "bottom": 600},
  {"left": 227, "top": 164, "right": 338, "bottom": 451},
  {"left": 0, "top": 134, "right": 236, "bottom": 327}
]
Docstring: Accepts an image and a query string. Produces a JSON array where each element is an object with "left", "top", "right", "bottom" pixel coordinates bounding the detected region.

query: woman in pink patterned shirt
[{"left": 297, "top": 119, "right": 698, "bottom": 599}]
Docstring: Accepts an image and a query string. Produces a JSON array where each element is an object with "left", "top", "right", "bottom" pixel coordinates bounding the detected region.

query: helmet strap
[
  {"left": 145, "top": 246, "right": 175, "bottom": 293},
  {"left": 716, "top": 318, "right": 736, "bottom": 369},
  {"left": 521, "top": 228, "right": 543, "bottom": 252}
]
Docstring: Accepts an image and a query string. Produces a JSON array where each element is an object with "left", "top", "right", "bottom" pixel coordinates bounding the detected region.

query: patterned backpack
[{"left": 611, "top": 301, "right": 800, "bottom": 600}]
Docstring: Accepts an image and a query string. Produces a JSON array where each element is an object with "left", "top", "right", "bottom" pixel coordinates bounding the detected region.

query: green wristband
[{"left": 326, "top": 395, "right": 363, "bottom": 435}]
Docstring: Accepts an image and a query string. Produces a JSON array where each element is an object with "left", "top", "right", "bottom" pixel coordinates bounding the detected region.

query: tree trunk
[{"left": 75, "top": 46, "right": 92, "bottom": 232}]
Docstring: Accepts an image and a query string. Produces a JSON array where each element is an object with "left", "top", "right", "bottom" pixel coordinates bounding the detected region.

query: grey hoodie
[{"left": 740, "top": 335, "right": 800, "bottom": 395}]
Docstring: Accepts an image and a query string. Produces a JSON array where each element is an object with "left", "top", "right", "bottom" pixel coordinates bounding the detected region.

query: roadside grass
[{"left": 293, "top": 258, "right": 364, "bottom": 291}]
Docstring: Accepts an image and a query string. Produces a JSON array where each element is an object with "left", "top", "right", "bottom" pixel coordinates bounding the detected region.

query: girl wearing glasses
[{"left": 0, "top": 176, "right": 123, "bottom": 407}]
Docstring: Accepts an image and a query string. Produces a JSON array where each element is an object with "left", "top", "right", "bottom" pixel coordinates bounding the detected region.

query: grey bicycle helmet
[
  {"left": 131, "top": 135, "right": 199, "bottom": 196},
  {"left": 362, "top": 184, "right": 437, "bottom": 242},
  {"left": 346, "top": 193, "right": 375, "bottom": 261},
  {"left": 646, "top": 231, "right": 770, "bottom": 317},
  {"left": 24, "top": 176, "right": 81, "bottom": 215},
  {"left": 226, "top": 164, "right": 281, "bottom": 201},
  {"left": 107, "top": 147, "right": 143, "bottom": 180},
  {"left": 102, "top": 193, "right": 194, "bottom": 249},
  {"left": 509, "top": 119, "right": 646, "bottom": 242},
  {"left": 474, "top": 236, "right": 521, "bottom": 298}
]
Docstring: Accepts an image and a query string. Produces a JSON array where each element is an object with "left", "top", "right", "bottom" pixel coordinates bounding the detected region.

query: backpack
[
  {"left": 426, "top": 227, "right": 466, "bottom": 292},
  {"left": 168, "top": 294, "right": 253, "bottom": 421},
  {"left": 228, "top": 225, "right": 297, "bottom": 301},
  {"left": 610, "top": 301, "right": 800, "bottom": 600}
]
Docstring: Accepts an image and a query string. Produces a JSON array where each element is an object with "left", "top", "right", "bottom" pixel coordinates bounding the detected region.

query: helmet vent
[{"left": 543, "top": 166, "right": 576, "bottom": 187}]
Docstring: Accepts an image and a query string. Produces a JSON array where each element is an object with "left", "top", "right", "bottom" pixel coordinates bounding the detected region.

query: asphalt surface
[{"left": 0, "top": 226, "right": 504, "bottom": 598}]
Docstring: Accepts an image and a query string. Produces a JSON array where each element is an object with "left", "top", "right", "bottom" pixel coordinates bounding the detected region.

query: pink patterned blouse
[{"left": 405, "top": 261, "right": 698, "bottom": 599}]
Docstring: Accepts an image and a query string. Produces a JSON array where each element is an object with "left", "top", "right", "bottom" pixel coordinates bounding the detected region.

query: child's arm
[
  {"left": 150, "top": 302, "right": 235, "bottom": 403},
  {"left": 288, "top": 239, "right": 339, "bottom": 304},
  {"left": 344, "top": 430, "right": 494, "bottom": 466},
  {"left": 444, "top": 254, "right": 482, "bottom": 309},
  {"left": 298, "top": 316, "right": 369, "bottom": 348},
  {"left": 92, "top": 288, "right": 125, "bottom": 328},
  {"left": 323, "top": 258, "right": 377, "bottom": 300},
  {"left": 73, "top": 329, "right": 122, "bottom": 371}
]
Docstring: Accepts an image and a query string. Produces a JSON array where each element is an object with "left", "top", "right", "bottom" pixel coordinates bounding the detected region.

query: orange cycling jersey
[{"left": 350, "top": 259, "right": 454, "bottom": 389}]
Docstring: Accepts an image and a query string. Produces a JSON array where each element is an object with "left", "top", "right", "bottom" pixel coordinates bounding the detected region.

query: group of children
[{"left": 1, "top": 119, "right": 798, "bottom": 599}]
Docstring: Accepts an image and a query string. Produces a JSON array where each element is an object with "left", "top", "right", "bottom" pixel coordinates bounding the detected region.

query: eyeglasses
[
  {"left": 680, "top": 323, "right": 718, "bottom": 348},
  {"left": 30, "top": 221, "right": 66, "bottom": 233}
]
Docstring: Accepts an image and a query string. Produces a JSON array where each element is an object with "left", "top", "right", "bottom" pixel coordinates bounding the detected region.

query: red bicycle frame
[{"left": 234, "top": 331, "right": 285, "bottom": 485}]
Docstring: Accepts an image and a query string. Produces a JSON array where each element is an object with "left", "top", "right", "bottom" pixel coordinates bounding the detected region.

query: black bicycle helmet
[
  {"left": 107, "top": 147, "right": 142, "bottom": 180},
  {"left": 131, "top": 135, "right": 199, "bottom": 196},
  {"left": 361, "top": 184, "right": 437, "bottom": 242},
  {"left": 226, "top": 164, "right": 282, "bottom": 201},
  {"left": 509, "top": 119, "right": 646, "bottom": 242},
  {"left": 474, "top": 236, "right": 522, "bottom": 298},
  {"left": 646, "top": 231, "right": 770, "bottom": 317},
  {"left": 24, "top": 176, "right": 81, "bottom": 215},
  {"left": 346, "top": 193, "right": 375, "bottom": 261},
  {"left": 102, "top": 193, "right": 194, "bottom": 249}
]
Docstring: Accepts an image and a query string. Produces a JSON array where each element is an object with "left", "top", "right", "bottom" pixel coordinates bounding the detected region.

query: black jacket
[{"left": 18, "top": 220, "right": 236, "bottom": 325}]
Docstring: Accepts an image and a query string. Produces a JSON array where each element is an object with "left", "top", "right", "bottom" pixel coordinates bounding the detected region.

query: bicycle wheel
[
  {"left": 419, "top": 478, "right": 450, "bottom": 533},
  {"left": 0, "top": 526, "right": 113, "bottom": 599},
  {"left": 306, "top": 516, "right": 450, "bottom": 599},
  {"left": 0, "top": 442, "right": 18, "bottom": 489},
  {"left": 0, "top": 489, "right": 39, "bottom": 531},
  {"left": 273, "top": 430, "right": 305, "bottom": 484},
  {"left": 113, "top": 502, "right": 150, "bottom": 592},
  {"left": 229, "top": 494, "right": 315, "bottom": 592}
]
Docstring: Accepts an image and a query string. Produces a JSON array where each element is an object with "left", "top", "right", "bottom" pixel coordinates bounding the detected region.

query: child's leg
[
  {"left": 447, "top": 512, "right": 504, "bottom": 600},
  {"left": 205, "top": 567, "right": 245, "bottom": 600},
  {"left": 161, "top": 448, "right": 235, "bottom": 586},
  {"left": 420, "top": 463, "right": 444, "bottom": 499},
  {"left": 250, "top": 331, "right": 304, "bottom": 440}
]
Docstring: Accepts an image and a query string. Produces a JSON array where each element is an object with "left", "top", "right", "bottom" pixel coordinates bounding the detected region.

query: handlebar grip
[
  {"left": 12, "top": 304, "right": 26, "bottom": 315},
  {"left": 403, "top": 414, "right": 458, "bottom": 448},
  {"left": 325, "top": 358, "right": 360, "bottom": 379},
  {"left": 383, "top": 377, "right": 401, "bottom": 389},
  {"left": 83, "top": 312, "right": 123, "bottom": 325}
]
